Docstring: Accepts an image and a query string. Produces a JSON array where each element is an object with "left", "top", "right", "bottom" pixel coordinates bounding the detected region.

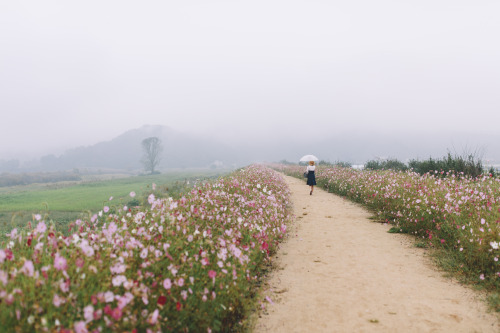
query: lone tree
[{"left": 141, "top": 137, "right": 163, "bottom": 174}]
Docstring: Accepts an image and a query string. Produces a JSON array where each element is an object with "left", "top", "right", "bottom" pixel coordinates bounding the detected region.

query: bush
[
  {"left": 364, "top": 159, "right": 407, "bottom": 171},
  {"left": 409, "top": 152, "right": 484, "bottom": 178},
  {"left": 335, "top": 161, "right": 352, "bottom": 168}
]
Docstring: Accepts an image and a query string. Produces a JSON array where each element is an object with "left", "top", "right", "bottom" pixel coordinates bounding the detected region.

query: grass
[{"left": 0, "top": 169, "right": 228, "bottom": 241}]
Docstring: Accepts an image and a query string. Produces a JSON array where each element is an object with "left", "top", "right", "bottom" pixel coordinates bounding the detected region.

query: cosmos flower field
[
  {"left": 281, "top": 165, "right": 500, "bottom": 288},
  {"left": 0, "top": 165, "right": 292, "bottom": 332}
]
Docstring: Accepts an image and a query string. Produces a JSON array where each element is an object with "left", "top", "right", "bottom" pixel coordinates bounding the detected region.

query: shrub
[
  {"left": 364, "top": 159, "right": 407, "bottom": 171},
  {"left": 409, "top": 152, "right": 484, "bottom": 178},
  {"left": 334, "top": 161, "right": 352, "bottom": 168}
]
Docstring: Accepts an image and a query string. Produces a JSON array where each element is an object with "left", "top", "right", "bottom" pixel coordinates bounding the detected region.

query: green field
[{"left": 0, "top": 169, "right": 229, "bottom": 240}]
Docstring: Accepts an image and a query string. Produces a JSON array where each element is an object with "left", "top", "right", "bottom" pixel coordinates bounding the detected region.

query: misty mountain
[
  {"left": 33, "top": 125, "right": 243, "bottom": 172},
  {"left": 3, "top": 125, "right": 498, "bottom": 174}
]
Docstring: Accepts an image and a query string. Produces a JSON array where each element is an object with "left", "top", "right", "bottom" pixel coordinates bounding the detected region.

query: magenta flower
[
  {"left": 75, "top": 257, "right": 85, "bottom": 268},
  {"left": 111, "top": 307, "right": 123, "bottom": 321},
  {"left": 208, "top": 270, "right": 217, "bottom": 279}
]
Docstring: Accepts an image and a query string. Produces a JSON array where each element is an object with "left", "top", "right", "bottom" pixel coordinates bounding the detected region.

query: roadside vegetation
[
  {"left": 279, "top": 162, "right": 500, "bottom": 311},
  {"left": 0, "top": 165, "right": 292, "bottom": 331}
]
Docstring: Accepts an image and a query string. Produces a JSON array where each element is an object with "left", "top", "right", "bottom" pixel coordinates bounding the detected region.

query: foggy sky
[{"left": 1, "top": 1, "right": 499, "bottom": 161}]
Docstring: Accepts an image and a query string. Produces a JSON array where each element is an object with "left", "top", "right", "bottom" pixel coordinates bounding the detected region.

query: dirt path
[{"left": 253, "top": 175, "right": 499, "bottom": 333}]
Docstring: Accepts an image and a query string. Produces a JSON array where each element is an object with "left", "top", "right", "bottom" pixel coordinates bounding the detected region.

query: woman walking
[{"left": 305, "top": 161, "right": 316, "bottom": 195}]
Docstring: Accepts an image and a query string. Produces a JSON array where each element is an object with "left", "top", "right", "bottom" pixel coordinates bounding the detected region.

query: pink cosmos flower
[
  {"left": 148, "top": 194, "right": 155, "bottom": 204},
  {"left": 103, "top": 206, "right": 110, "bottom": 213},
  {"left": 0, "top": 250, "right": 6, "bottom": 264},
  {"left": 59, "top": 279, "right": 70, "bottom": 293},
  {"left": 83, "top": 305, "right": 94, "bottom": 323},
  {"left": 148, "top": 309, "right": 159, "bottom": 325},
  {"left": 480, "top": 274, "right": 485, "bottom": 280},
  {"left": 22, "top": 260, "right": 34, "bottom": 277},
  {"left": 208, "top": 270, "right": 217, "bottom": 279},
  {"left": 130, "top": 191, "right": 136, "bottom": 198},
  {"left": 8, "top": 228, "right": 18, "bottom": 239},
  {"left": 35, "top": 221, "right": 47, "bottom": 234},
  {"left": 74, "top": 321, "right": 88, "bottom": 333},
  {"left": 104, "top": 291, "right": 114, "bottom": 303},
  {"left": 53, "top": 294, "right": 64, "bottom": 307},
  {"left": 111, "top": 307, "right": 123, "bottom": 321},
  {"left": 117, "top": 293, "right": 134, "bottom": 309},
  {"left": 163, "top": 278, "right": 172, "bottom": 289},
  {"left": 177, "top": 278, "right": 184, "bottom": 287},
  {"left": 110, "top": 263, "right": 126, "bottom": 274},
  {"left": 54, "top": 253, "right": 68, "bottom": 271},
  {"left": 75, "top": 257, "right": 85, "bottom": 268},
  {"left": 0, "top": 270, "right": 7, "bottom": 286},
  {"left": 112, "top": 275, "right": 127, "bottom": 287},
  {"left": 79, "top": 240, "right": 95, "bottom": 257}
]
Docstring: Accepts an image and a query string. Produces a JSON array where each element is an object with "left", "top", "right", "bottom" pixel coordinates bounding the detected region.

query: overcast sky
[{"left": 1, "top": 1, "right": 499, "bottom": 160}]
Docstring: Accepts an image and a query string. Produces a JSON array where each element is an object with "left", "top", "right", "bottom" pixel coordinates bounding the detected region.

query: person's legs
[{"left": 310, "top": 185, "right": 314, "bottom": 195}]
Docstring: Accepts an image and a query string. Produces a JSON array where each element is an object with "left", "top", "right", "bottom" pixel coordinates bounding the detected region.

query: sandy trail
[{"left": 253, "top": 175, "right": 499, "bottom": 333}]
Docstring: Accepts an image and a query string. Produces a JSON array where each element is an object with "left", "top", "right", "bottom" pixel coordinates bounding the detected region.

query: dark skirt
[{"left": 306, "top": 171, "right": 316, "bottom": 186}]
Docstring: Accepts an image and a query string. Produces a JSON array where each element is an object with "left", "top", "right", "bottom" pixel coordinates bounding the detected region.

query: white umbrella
[{"left": 299, "top": 154, "right": 319, "bottom": 162}]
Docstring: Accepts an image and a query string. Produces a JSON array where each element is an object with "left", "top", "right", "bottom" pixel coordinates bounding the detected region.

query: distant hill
[
  {"left": 3, "top": 125, "right": 498, "bottom": 173},
  {"left": 35, "top": 125, "right": 241, "bottom": 172}
]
